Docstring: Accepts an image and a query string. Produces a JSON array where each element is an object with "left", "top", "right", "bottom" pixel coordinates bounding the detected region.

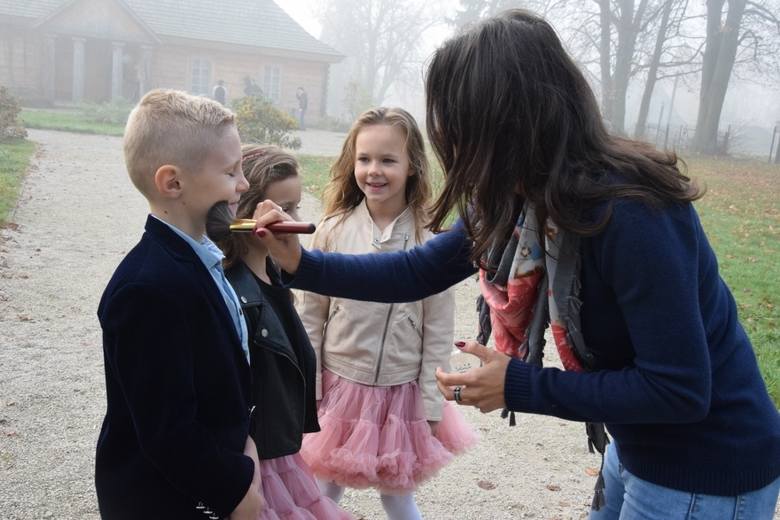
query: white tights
[{"left": 317, "top": 480, "right": 422, "bottom": 520}]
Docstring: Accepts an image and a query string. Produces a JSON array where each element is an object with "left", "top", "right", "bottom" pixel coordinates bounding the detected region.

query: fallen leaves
[{"left": 477, "top": 480, "right": 497, "bottom": 490}]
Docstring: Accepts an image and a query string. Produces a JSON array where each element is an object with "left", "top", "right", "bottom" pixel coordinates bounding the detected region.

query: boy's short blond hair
[{"left": 124, "top": 89, "right": 236, "bottom": 196}]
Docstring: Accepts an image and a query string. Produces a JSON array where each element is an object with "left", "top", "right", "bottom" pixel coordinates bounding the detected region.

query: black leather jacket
[{"left": 225, "top": 261, "right": 320, "bottom": 459}]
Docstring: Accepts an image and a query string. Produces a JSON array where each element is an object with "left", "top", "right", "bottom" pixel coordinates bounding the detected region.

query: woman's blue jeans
[{"left": 589, "top": 443, "right": 780, "bottom": 520}]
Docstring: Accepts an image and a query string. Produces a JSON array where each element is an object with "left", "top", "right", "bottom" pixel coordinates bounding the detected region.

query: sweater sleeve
[
  {"left": 286, "top": 219, "right": 476, "bottom": 302},
  {"left": 504, "top": 201, "right": 712, "bottom": 424}
]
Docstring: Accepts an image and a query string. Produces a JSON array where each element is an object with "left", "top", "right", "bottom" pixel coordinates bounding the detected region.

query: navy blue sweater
[{"left": 288, "top": 200, "right": 779, "bottom": 495}]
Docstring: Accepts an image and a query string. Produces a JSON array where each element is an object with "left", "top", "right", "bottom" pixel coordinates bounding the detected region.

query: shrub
[
  {"left": 0, "top": 86, "right": 27, "bottom": 141},
  {"left": 233, "top": 96, "right": 301, "bottom": 150},
  {"left": 80, "top": 99, "right": 133, "bottom": 125}
]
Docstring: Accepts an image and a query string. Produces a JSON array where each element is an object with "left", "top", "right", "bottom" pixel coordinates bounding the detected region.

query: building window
[
  {"left": 263, "top": 65, "right": 280, "bottom": 104},
  {"left": 191, "top": 58, "right": 211, "bottom": 96}
]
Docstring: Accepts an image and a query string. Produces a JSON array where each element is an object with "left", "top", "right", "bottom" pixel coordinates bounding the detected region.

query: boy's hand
[
  {"left": 252, "top": 200, "right": 303, "bottom": 274},
  {"left": 230, "top": 436, "right": 264, "bottom": 519}
]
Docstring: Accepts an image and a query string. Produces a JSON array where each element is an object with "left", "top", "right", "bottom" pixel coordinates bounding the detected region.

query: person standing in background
[
  {"left": 213, "top": 80, "right": 227, "bottom": 105},
  {"left": 296, "top": 87, "right": 308, "bottom": 130}
]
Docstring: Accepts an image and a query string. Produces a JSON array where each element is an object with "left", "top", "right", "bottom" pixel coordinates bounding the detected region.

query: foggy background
[
  {"left": 2, "top": 0, "right": 778, "bottom": 157},
  {"left": 283, "top": 0, "right": 780, "bottom": 158}
]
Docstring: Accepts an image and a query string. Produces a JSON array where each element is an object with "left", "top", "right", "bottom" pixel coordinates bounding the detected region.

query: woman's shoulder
[
  {"left": 619, "top": 197, "right": 695, "bottom": 224},
  {"left": 585, "top": 197, "right": 702, "bottom": 269},
  {"left": 588, "top": 196, "right": 697, "bottom": 234}
]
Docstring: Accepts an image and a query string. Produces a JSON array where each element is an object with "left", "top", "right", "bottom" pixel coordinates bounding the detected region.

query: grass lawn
[
  {"left": 0, "top": 139, "right": 36, "bottom": 225},
  {"left": 296, "top": 153, "right": 780, "bottom": 405},
  {"left": 20, "top": 108, "right": 125, "bottom": 136},
  {"left": 688, "top": 157, "right": 780, "bottom": 405}
]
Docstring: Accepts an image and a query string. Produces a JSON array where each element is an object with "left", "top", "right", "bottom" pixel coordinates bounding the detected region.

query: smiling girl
[{"left": 298, "top": 107, "right": 476, "bottom": 519}]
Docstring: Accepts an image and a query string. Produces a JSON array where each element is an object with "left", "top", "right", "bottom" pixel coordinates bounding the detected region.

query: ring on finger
[{"left": 453, "top": 386, "right": 463, "bottom": 403}]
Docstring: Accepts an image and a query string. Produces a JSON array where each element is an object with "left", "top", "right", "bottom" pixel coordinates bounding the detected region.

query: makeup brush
[{"left": 206, "top": 201, "right": 316, "bottom": 242}]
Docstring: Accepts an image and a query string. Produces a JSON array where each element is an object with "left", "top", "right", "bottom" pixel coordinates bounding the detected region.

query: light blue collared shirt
[{"left": 152, "top": 215, "right": 249, "bottom": 363}]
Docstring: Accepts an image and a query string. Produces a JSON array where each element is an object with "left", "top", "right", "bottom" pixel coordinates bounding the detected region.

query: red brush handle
[{"left": 264, "top": 221, "right": 316, "bottom": 234}]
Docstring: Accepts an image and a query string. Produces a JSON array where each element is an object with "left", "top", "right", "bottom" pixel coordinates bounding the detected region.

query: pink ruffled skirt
[
  {"left": 257, "top": 452, "right": 352, "bottom": 519},
  {"left": 300, "top": 370, "right": 478, "bottom": 494}
]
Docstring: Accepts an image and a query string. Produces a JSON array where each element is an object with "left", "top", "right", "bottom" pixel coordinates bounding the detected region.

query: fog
[
  {"left": 288, "top": 0, "right": 780, "bottom": 157},
  {"left": 2, "top": 0, "right": 778, "bottom": 157}
]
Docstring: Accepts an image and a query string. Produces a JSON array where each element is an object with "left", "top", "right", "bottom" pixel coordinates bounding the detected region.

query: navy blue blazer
[{"left": 96, "top": 216, "right": 253, "bottom": 519}]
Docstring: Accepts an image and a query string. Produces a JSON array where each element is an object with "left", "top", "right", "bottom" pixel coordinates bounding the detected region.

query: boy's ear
[{"left": 153, "top": 165, "right": 182, "bottom": 198}]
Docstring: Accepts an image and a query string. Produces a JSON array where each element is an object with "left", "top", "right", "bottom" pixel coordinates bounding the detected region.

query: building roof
[{"left": 0, "top": 0, "right": 342, "bottom": 60}]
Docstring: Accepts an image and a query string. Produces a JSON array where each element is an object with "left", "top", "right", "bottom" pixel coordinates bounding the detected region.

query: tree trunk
[
  {"left": 634, "top": 0, "right": 674, "bottom": 139},
  {"left": 610, "top": 0, "right": 650, "bottom": 135},
  {"left": 693, "top": 0, "right": 746, "bottom": 154},
  {"left": 611, "top": 0, "right": 634, "bottom": 135},
  {"left": 598, "top": 0, "right": 614, "bottom": 123},
  {"left": 775, "top": 131, "right": 780, "bottom": 164}
]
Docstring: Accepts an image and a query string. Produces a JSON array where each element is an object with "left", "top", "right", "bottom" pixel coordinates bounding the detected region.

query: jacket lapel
[
  {"left": 144, "top": 216, "right": 245, "bottom": 361},
  {"left": 226, "top": 262, "right": 299, "bottom": 365}
]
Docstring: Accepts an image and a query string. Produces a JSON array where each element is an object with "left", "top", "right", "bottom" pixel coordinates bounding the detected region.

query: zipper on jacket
[
  {"left": 407, "top": 315, "right": 422, "bottom": 339},
  {"left": 323, "top": 304, "right": 340, "bottom": 337},
  {"left": 258, "top": 336, "right": 307, "bottom": 428},
  {"left": 374, "top": 233, "right": 410, "bottom": 384}
]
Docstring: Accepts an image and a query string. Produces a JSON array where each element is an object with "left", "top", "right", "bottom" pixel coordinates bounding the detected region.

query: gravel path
[{"left": 1, "top": 129, "right": 613, "bottom": 519}]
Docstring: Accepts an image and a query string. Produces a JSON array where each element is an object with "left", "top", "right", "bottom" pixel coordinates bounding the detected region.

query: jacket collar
[
  {"left": 144, "top": 214, "right": 246, "bottom": 358},
  {"left": 143, "top": 214, "right": 199, "bottom": 264},
  {"left": 357, "top": 199, "right": 413, "bottom": 244},
  {"left": 225, "top": 261, "right": 265, "bottom": 307}
]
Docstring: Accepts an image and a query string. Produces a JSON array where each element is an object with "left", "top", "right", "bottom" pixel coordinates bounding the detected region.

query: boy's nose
[{"left": 237, "top": 173, "right": 250, "bottom": 193}]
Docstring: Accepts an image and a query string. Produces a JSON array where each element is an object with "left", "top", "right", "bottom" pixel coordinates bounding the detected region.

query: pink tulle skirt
[
  {"left": 300, "top": 370, "right": 478, "bottom": 495},
  {"left": 257, "top": 452, "right": 353, "bottom": 519}
]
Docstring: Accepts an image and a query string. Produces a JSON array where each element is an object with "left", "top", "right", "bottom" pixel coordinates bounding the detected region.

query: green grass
[
  {"left": 20, "top": 108, "right": 125, "bottom": 136},
  {"left": 687, "top": 157, "right": 780, "bottom": 405},
  {"left": 0, "top": 139, "right": 36, "bottom": 225},
  {"left": 296, "top": 153, "right": 780, "bottom": 405},
  {"left": 296, "top": 155, "right": 335, "bottom": 198}
]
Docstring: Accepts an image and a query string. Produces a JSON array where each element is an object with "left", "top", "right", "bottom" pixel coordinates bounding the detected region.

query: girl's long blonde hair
[{"left": 322, "top": 107, "right": 432, "bottom": 242}]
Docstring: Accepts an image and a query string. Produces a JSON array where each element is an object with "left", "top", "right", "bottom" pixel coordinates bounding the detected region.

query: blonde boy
[{"left": 96, "top": 89, "right": 263, "bottom": 519}]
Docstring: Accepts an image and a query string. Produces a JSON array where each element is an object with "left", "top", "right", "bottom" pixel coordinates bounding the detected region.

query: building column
[
  {"left": 42, "top": 34, "right": 56, "bottom": 101},
  {"left": 320, "top": 63, "right": 330, "bottom": 118},
  {"left": 71, "top": 37, "right": 85, "bottom": 102},
  {"left": 111, "top": 41, "right": 125, "bottom": 101},
  {"left": 138, "top": 45, "right": 153, "bottom": 98}
]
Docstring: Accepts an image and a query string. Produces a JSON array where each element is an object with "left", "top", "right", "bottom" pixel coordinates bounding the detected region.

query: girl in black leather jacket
[{"left": 219, "top": 145, "right": 352, "bottom": 519}]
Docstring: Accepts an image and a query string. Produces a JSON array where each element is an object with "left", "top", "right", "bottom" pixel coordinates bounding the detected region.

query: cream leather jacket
[{"left": 297, "top": 201, "right": 455, "bottom": 421}]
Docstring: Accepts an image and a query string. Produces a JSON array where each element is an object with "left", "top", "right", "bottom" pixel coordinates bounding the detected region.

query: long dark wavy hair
[{"left": 425, "top": 9, "right": 702, "bottom": 265}]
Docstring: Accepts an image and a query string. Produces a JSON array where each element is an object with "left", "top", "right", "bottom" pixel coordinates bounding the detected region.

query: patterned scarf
[{"left": 476, "top": 201, "right": 609, "bottom": 510}]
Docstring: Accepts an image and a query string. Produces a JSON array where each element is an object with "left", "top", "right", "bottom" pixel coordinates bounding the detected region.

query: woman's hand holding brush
[{"left": 252, "top": 200, "right": 305, "bottom": 275}]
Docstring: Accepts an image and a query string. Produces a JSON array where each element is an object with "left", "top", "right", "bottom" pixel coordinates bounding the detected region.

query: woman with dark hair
[{"left": 252, "top": 10, "right": 780, "bottom": 519}]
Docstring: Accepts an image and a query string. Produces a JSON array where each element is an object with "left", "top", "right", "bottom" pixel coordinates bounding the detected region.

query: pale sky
[{"left": 278, "top": 0, "right": 323, "bottom": 38}]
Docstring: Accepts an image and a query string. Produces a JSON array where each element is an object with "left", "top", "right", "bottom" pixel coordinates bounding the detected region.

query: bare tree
[
  {"left": 450, "top": 0, "right": 568, "bottom": 27},
  {"left": 692, "top": 0, "right": 780, "bottom": 154},
  {"left": 633, "top": 0, "right": 701, "bottom": 139},
  {"left": 318, "top": 0, "right": 435, "bottom": 107},
  {"left": 593, "top": 0, "right": 665, "bottom": 135}
]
